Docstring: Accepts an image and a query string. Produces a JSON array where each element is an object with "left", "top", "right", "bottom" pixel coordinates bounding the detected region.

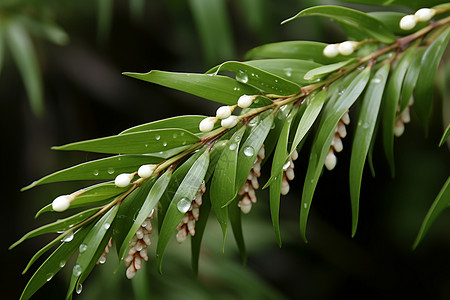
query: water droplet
[
  {"left": 357, "top": 66, "right": 365, "bottom": 70},
  {"left": 73, "top": 264, "right": 83, "bottom": 277},
  {"left": 275, "top": 79, "right": 279, "bottom": 83},
  {"left": 155, "top": 135, "right": 161, "bottom": 141},
  {"left": 363, "top": 122, "right": 369, "bottom": 129},
  {"left": 180, "top": 132, "right": 184, "bottom": 136},
  {"left": 144, "top": 144, "right": 149, "bottom": 148},
  {"left": 236, "top": 71, "right": 248, "bottom": 83},
  {"left": 163, "top": 142, "right": 168, "bottom": 147},
  {"left": 303, "top": 203, "right": 308, "bottom": 209},
  {"left": 98, "top": 256, "right": 107, "bottom": 264},
  {"left": 248, "top": 118, "right": 259, "bottom": 127},
  {"left": 107, "top": 167, "right": 115, "bottom": 175},
  {"left": 92, "top": 170, "right": 99, "bottom": 176},
  {"left": 76, "top": 283, "right": 83, "bottom": 294},
  {"left": 229, "top": 143, "right": 237, "bottom": 151},
  {"left": 271, "top": 123, "right": 276, "bottom": 129},
  {"left": 310, "top": 179, "right": 314, "bottom": 184},
  {"left": 46, "top": 273, "right": 54, "bottom": 282},
  {"left": 177, "top": 198, "right": 191, "bottom": 213},
  {"left": 284, "top": 68, "right": 293, "bottom": 77},
  {"left": 59, "top": 261, "right": 66, "bottom": 268},
  {"left": 283, "top": 161, "right": 291, "bottom": 171},
  {"left": 173, "top": 133, "right": 178, "bottom": 139},
  {"left": 79, "top": 244, "right": 88, "bottom": 253},
  {"left": 182, "top": 141, "right": 187, "bottom": 146},
  {"left": 338, "top": 89, "right": 345, "bottom": 95},
  {"left": 104, "top": 223, "right": 111, "bottom": 230},
  {"left": 280, "top": 105, "right": 288, "bottom": 111},
  {"left": 372, "top": 77, "right": 381, "bottom": 84},
  {"left": 243, "top": 146, "right": 255, "bottom": 157},
  {"left": 62, "top": 232, "right": 74, "bottom": 243},
  {"left": 234, "top": 135, "right": 241, "bottom": 142}
]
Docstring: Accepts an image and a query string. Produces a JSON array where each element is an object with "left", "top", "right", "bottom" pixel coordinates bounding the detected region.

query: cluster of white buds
[
  {"left": 394, "top": 97, "right": 413, "bottom": 137},
  {"left": 176, "top": 181, "right": 206, "bottom": 243},
  {"left": 97, "top": 238, "right": 112, "bottom": 265},
  {"left": 238, "top": 145, "right": 265, "bottom": 214},
  {"left": 323, "top": 41, "right": 358, "bottom": 58},
  {"left": 325, "top": 111, "right": 350, "bottom": 171},
  {"left": 281, "top": 150, "right": 299, "bottom": 196},
  {"left": 400, "top": 8, "right": 435, "bottom": 30},
  {"left": 124, "top": 212, "right": 153, "bottom": 279},
  {"left": 199, "top": 94, "right": 258, "bottom": 133}
]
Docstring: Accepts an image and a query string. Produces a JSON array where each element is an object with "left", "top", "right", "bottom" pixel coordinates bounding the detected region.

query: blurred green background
[{"left": 2, "top": 0, "right": 450, "bottom": 299}]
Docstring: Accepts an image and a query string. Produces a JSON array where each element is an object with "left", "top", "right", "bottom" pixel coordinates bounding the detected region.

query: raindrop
[
  {"left": 59, "top": 261, "right": 66, "bottom": 268},
  {"left": 104, "top": 223, "right": 111, "bottom": 230},
  {"left": 144, "top": 144, "right": 149, "bottom": 148},
  {"left": 72, "top": 265, "right": 83, "bottom": 277},
  {"left": 357, "top": 66, "right": 365, "bottom": 70},
  {"left": 303, "top": 203, "right": 308, "bottom": 209},
  {"left": 173, "top": 133, "right": 178, "bottom": 139},
  {"left": 284, "top": 68, "right": 293, "bottom": 77},
  {"left": 46, "top": 273, "right": 54, "bottom": 282},
  {"left": 163, "top": 142, "right": 168, "bottom": 147},
  {"left": 243, "top": 146, "right": 255, "bottom": 157},
  {"left": 155, "top": 135, "right": 161, "bottom": 141},
  {"left": 92, "top": 170, "right": 99, "bottom": 176},
  {"left": 229, "top": 143, "right": 237, "bottom": 151},
  {"left": 310, "top": 179, "right": 314, "bottom": 184},
  {"left": 107, "top": 168, "right": 115, "bottom": 175},
  {"left": 363, "top": 122, "right": 369, "bottom": 129},
  {"left": 177, "top": 198, "right": 191, "bottom": 213},
  {"left": 76, "top": 283, "right": 83, "bottom": 294},
  {"left": 248, "top": 118, "right": 259, "bottom": 127},
  {"left": 358, "top": 121, "right": 363, "bottom": 126},
  {"left": 372, "top": 77, "right": 381, "bottom": 84},
  {"left": 182, "top": 141, "right": 187, "bottom": 146},
  {"left": 338, "top": 89, "right": 345, "bottom": 95},
  {"left": 275, "top": 79, "right": 279, "bottom": 83},
  {"left": 62, "top": 232, "right": 74, "bottom": 243},
  {"left": 283, "top": 161, "right": 291, "bottom": 171},
  {"left": 180, "top": 132, "right": 184, "bottom": 136},
  {"left": 236, "top": 71, "right": 249, "bottom": 83},
  {"left": 98, "top": 256, "right": 107, "bottom": 264},
  {"left": 79, "top": 244, "right": 88, "bottom": 253},
  {"left": 234, "top": 135, "right": 241, "bottom": 142}
]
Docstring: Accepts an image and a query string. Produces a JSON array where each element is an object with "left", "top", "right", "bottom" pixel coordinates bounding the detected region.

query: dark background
[{"left": 2, "top": 0, "right": 449, "bottom": 299}]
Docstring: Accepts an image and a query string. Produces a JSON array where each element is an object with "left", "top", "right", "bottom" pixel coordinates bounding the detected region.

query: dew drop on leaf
[
  {"left": 104, "top": 223, "right": 111, "bottom": 230},
  {"left": 79, "top": 244, "right": 88, "bottom": 253},
  {"left": 59, "top": 261, "right": 66, "bottom": 268},
  {"left": 177, "top": 198, "right": 191, "bottom": 213},
  {"left": 73, "top": 264, "right": 83, "bottom": 277},
  {"left": 107, "top": 168, "right": 115, "bottom": 175},
  {"left": 303, "top": 203, "right": 308, "bottom": 209},
  {"left": 46, "top": 273, "right": 54, "bottom": 282},
  {"left": 98, "top": 256, "right": 106, "bottom": 264},
  {"left": 163, "top": 142, "right": 168, "bottom": 147},
  {"left": 229, "top": 143, "right": 237, "bottom": 151},
  {"left": 76, "top": 283, "right": 83, "bottom": 294},
  {"left": 243, "top": 146, "right": 255, "bottom": 157},
  {"left": 62, "top": 232, "right": 74, "bottom": 243},
  {"left": 155, "top": 135, "right": 161, "bottom": 141},
  {"left": 92, "top": 170, "right": 99, "bottom": 176},
  {"left": 363, "top": 122, "right": 369, "bottom": 129},
  {"left": 236, "top": 70, "right": 248, "bottom": 83}
]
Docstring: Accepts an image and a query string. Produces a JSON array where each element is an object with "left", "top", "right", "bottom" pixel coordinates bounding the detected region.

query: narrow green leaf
[
  {"left": 439, "top": 124, "right": 450, "bottom": 147},
  {"left": 20, "top": 16, "right": 69, "bottom": 45},
  {"left": 383, "top": 49, "right": 415, "bottom": 177},
  {"left": 210, "top": 126, "right": 246, "bottom": 244},
  {"left": 349, "top": 64, "right": 389, "bottom": 237},
  {"left": 120, "top": 115, "right": 207, "bottom": 135},
  {"left": 235, "top": 113, "right": 274, "bottom": 196},
  {"left": 205, "top": 139, "right": 229, "bottom": 181},
  {"left": 118, "top": 170, "right": 172, "bottom": 260},
  {"left": 22, "top": 155, "right": 162, "bottom": 190},
  {"left": 124, "top": 71, "right": 259, "bottom": 106},
  {"left": 301, "top": 67, "right": 371, "bottom": 242},
  {"left": 191, "top": 182, "right": 212, "bottom": 276},
  {"left": 228, "top": 197, "right": 246, "bottom": 266},
  {"left": 283, "top": 6, "right": 395, "bottom": 44},
  {"left": 414, "top": 27, "right": 450, "bottom": 134},
  {"left": 245, "top": 59, "right": 322, "bottom": 86},
  {"left": 245, "top": 41, "right": 354, "bottom": 64},
  {"left": 413, "top": 176, "right": 450, "bottom": 249},
  {"left": 263, "top": 106, "right": 292, "bottom": 163},
  {"left": 19, "top": 226, "right": 92, "bottom": 300},
  {"left": 269, "top": 172, "right": 283, "bottom": 247},
  {"left": 11, "top": 208, "right": 99, "bottom": 249},
  {"left": 156, "top": 151, "right": 210, "bottom": 273},
  {"left": 289, "top": 90, "right": 327, "bottom": 156},
  {"left": 52, "top": 129, "right": 199, "bottom": 154},
  {"left": 399, "top": 47, "right": 425, "bottom": 112},
  {"left": 6, "top": 19, "right": 44, "bottom": 116},
  {"left": 66, "top": 205, "right": 118, "bottom": 299},
  {"left": 304, "top": 59, "right": 357, "bottom": 81},
  {"left": 208, "top": 61, "right": 301, "bottom": 95}
]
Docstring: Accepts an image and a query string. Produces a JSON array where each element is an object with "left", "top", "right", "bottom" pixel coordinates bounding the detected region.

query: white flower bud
[
  {"left": 281, "top": 178, "right": 290, "bottom": 195},
  {"left": 199, "top": 117, "right": 216, "bottom": 133},
  {"left": 221, "top": 115, "right": 239, "bottom": 128},
  {"left": 338, "top": 41, "right": 357, "bottom": 56},
  {"left": 238, "top": 95, "right": 255, "bottom": 108},
  {"left": 216, "top": 106, "right": 233, "bottom": 119},
  {"left": 115, "top": 173, "right": 134, "bottom": 187},
  {"left": 394, "top": 120, "right": 405, "bottom": 137},
  {"left": 332, "top": 135, "right": 343, "bottom": 152},
  {"left": 138, "top": 164, "right": 156, "bottom": 178},
  {"left": 323, "top": 44, "right": 339, "bottom": 58},
  {"left": 415, "top": 8, "right": 435, "bottom": 22},
  {"left": 52, "top": 195, "right": 73, "bottom": 212},
  {"left": 400, "top": 15, "right": 417, "bottom": 30},
  {"left": 324, "top": 150, "right": 337, "bottom": 171},
  {"left": 400, "top": 107, "right": 411, "bottom": 123},
  {"left": 341, "top": 111, "right": 350, "bottom": 125},
  {"left": 126, "top": 265, "right": 136, "bottom": 279}
]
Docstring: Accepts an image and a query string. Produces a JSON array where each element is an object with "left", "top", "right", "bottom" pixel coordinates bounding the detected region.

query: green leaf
[
  {"left": 52, "top": 129, "right": 200, "bottom": 154},
  {"left": 414, "top": 27, "right": 450, "bottom": 134},
  {"left": 382, "top": 48, "right": 415, "bottom": 177},
  {"left": 349, "top": 64, "right": 390, "bottom": 237},
  {"left": 124, "top": 71, "right": 259, "bottom": 106},
  {"left": 191, "top": 182, "right": 212, "bottom": 276},
  {"left": 439, "top": 124, "right": 450, "bottom": 147},
  {"left": 368, "top": 12, "right": 426, "bottom": 36},
  {"left": 228, "top": 197, "right": 246, "bottom": 265},
  {"left": 19, "top": 226, "right": 92, "bottom": 300},
  {"left": 413, "top": 176, "right": 450, "bottom": 249},
  {"left": 301, "top": 67, "right": 371, "bottom": 242},
  {"left": 6, "top": 19, "right": 44, "bottom": 116},
  {"left": 304, "top": 59, "right": 357, "bottom": 81},
  {"left": 66, "top": 205, "right": 118, "bottom": 299},
  {"left": 245, "top": 59, "right": 322, "bottom": 86},
  {"left": 269, "top": 172, "right": 283, "bottom": 247},
  {"left": 263, "top": 106, "right": 292, "bottom": 163},
  {"left": 20, "top": 16, "right": 69, "bottom": 45},
  {"left": 399, "top": 47, "right": 425, "bottom": 113},
  {"left": 337, "top": 0, "right": 444, "bottom": 10},
  {"left": 22, "top": 155, "right": 163, "bottom": 190},
  {"left": 10, "top": 208, "right": 99, "bottom": 249},
  {"left": 113, "top": 179, "right": 155, "bottom": 257},
  {"left": 208, "top": 61, "right": 301, "bottom": 95},
  {"left": 156, "top": 150, "right": 210, "bottom": 273},
  {"left": 210, "top": 126, "right": 246, "bottom": 245},
  {"left": 205, "top": 139, "right": 229, "bottom": 181},
  {"left": 188, "top": 0, "right": 234, "bottom": 64},
  {"left": 120, "top": 115, "right": 207, "bottom": 135},
  {"left": 245, "top": 41, "right": 354, "bottom": 64},
  {"left": 118, "top": 170, "right": 172, "bottom": 260},
  {"left": 289, "top": 90, "right": 327, "bottom": 156},
  {"left": 235, "top": 113, "right": 274, "bottom": 195},
  {"left": 283, "top": 6, "right": 395, "bottom": 44}
]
